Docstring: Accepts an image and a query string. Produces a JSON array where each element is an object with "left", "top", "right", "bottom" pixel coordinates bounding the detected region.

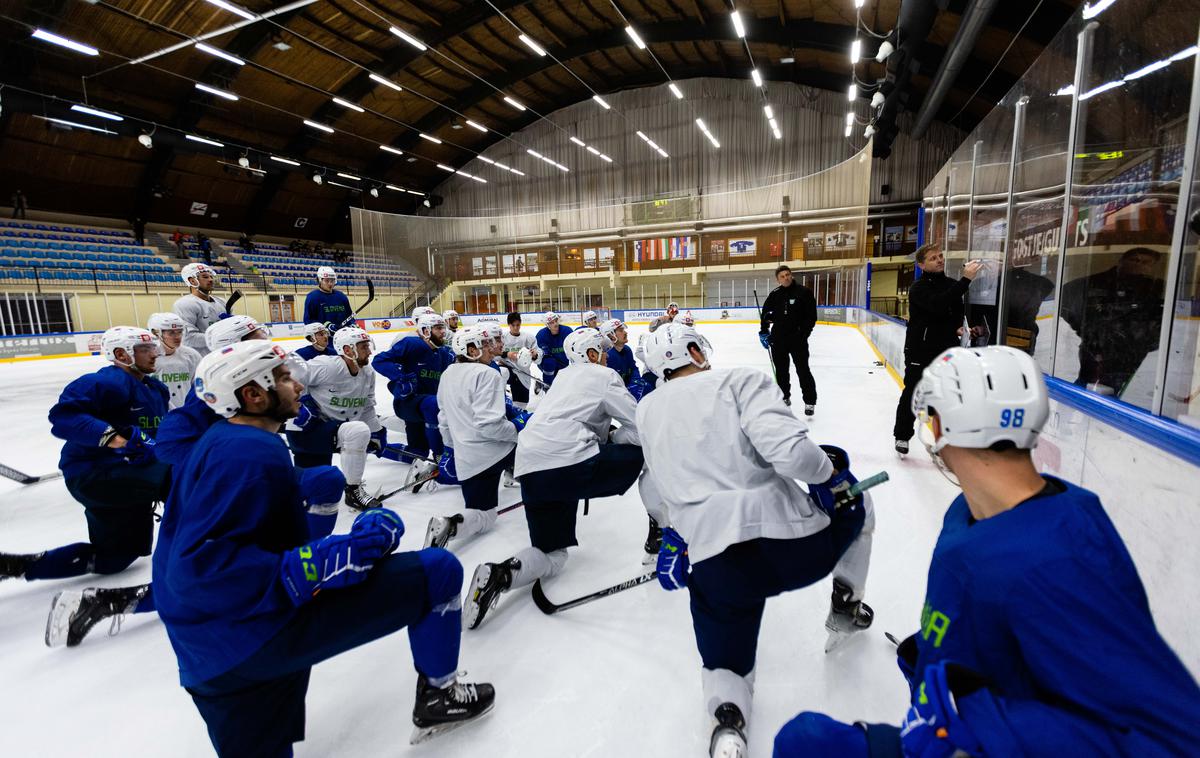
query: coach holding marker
[
  {"left": 758, "top": 265, "right": 818, "bottom": 415},
  {"left": 892, "top": 244, "right": 981, "bottom": 455}
]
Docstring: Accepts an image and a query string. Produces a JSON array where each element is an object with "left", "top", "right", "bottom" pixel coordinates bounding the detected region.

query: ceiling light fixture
[
  {"left": 303, "top": 119, "right": 334, "bottom": 133},
  {"left": 419, "top": 133, "right": 442, "bottom": 144},
  {"left": 36, "top": 116, "right": 114, "bottom": 134},
  {"left": 625, "top": 26, "right": 647, "bottom": 50},
  {"left": 845, "top": 112, "right": 854, "bottom": 126},
  {"left": 731, "top": 10, "right": 746, "bottom": 38},
  {"left": 312, "top": 172, "right": 323, "bottom": 185},
  {"left": 379, "top": 144, "right": 404, "bottom": 156},
  {"left": 138, "top": 133, "right": 154, "bottom": 148},
  {"left": 847, "top": 83, "right": 857, "bottom": 102},
  {"left": 332, "top": 97, "right": 364, "bottom": 112},
  {"left": 763, "top": 104, "right": 774, "bottom": 119},
  {"left": 570, "top": 137, "right": 586, "bottom": 147},
  {"left": 336, "top": 172, "right": 361, "bottom": 180},
  {"left": 70, "top": 104, "right": 123, "bottom": 121},
  {"left": 195, "top": 42, "right": 244, "bottom": 65},
  {"left": 389, "top": 27, "right": 427, "bottom": 51},
  {"left": 31, "top": 28, "right": 99, "bottom": 56},
  {"left": 436, "top": 164, "right": 455, "bottom": 172},
  {"left": 503, "top": 96, "right": 526, "bottom": 111},
  {"left": 668, "top": 83, "right": 683, "bottom": 99},
  {"left": 845, "top": 124, "right": 853, "bottom": 137},
  {"left": 238, "top": 154, "right": 250, "bottom": 168},
  {"left": 271, "top": 155, "right": 300, "bottom": 165},
  {"left": 465, "top": 119, "right": 487, "bottom": 132},
  {"left": 527, "top": 149, "right": 543, "bottom": 159},
  {"left": 751, "top": 69, "right": 763, "bottom": 87},
  {"left": 850, "top": 39, "right": 862, "bottom": 64},
  {"left": 195, "top": 82, "right": 239, "bottom": 101},
  {"left": 205, "top": 0, "right": 257, "bottom": 20},
  {"left": 369, "top": 187, "right": 379, "bottom": 198},
  {"left": 519, "top": 34, "right": 548, "bottom": 57},
  {"left": 368, "top": 73, "right": 403, "bottom": 92},
  {"left": 186, "top": 134, "right": 224, "bottom": 147},
  {"left": 599, "top": 154, "right": 613, "bottom": 163},
  {"left": 593, "top": 95, "right": 611, "bottom": 110},
  {"left": 478, "top": 156, "right": 495, "bottom": 164},
  {"left": 511, "top": 169, "right": 526, "bottom": 176},
  {"left": 586, "top": 146, "right": 600, "bottom": 155}
]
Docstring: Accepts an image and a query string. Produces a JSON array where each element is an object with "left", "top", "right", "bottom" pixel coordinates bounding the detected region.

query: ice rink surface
[{"left": 0, "top": 322, "right": 959, "bottom": 757}]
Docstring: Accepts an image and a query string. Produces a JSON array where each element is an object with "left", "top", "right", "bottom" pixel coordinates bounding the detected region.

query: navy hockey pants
[
  {"left": 773, "top": 713, "right": 901, "bottom": 757},
  {"left": 394, "top": 393, "right": 444, "bottom": 457},
  {"left": 461, "top": 450, "right": 516, "bottom": 512}
]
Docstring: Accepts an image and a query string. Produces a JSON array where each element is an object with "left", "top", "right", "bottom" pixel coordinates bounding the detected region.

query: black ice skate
[
  {"left": 410, "top": 673, "right": 496, "bottom": 744},
  {"left": 344, "top": 483, "right": 382, "bottom": 512},
  {"left": 804, "top": 404, "right": 816, "bottom": 417},
  {"left": 423, "top": 514, "right": 463, "bottom": 549},
  {"left": 894, "top": 439, "right": 909, "bottom": 456},
  {"left": 0, "top": 551, "right": 44, "bottom": 581},
  {"left": 824, "top": 578, "right": 874, "bottom": 653},
  {"left": 464, "top": 558, "right": 519, "bottom": 630},
  {"left": 709, "top": 702, "right": 748, "bottom": 758},
  {"left": 45, "top": 584, "right": 149, "bottom": 648},
  {"left": 643, "top": 516, "right": 663, "bottom": 563},
  {"left": 782, "top": 397, "right": 792, "bottom": 407}
]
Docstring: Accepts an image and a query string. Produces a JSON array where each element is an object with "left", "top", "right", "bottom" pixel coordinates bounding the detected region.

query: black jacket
[
  {"left": 904, "top": 271, "right": 971, "bottom": 363},
  {"left": 760, "top": 282, "right": 817, "bottom": 340}
]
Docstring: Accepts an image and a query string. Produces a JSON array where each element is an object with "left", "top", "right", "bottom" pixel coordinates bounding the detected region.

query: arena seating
[
  {"left": 0, "top": 220, "right": 180, "bottom": 284},
  {"left": 231, "top": 241, "right": 420, "bottom": 289}
]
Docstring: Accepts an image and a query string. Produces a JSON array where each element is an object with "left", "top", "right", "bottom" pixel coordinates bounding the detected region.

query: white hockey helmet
[
  {"left": 147, "top": 312, "right": 186, "bottom": 335},
  {"left": 205, "top": 315, "right": 267, "bottom": 352},
  {"left": 181, "top": 262, "right": 216, "bottom": 287},
  {"left": 442, "top": 308, "right": 460, "bottom": 321},
  {"left": 451, "top": 325, "right": 489, "bottom": 360},
  {"left": 913, "top": 346, "right": 1048, "bottom": 454},
  {"left": 333, "top": 325, "right": 372, "bottom": 358},
  {"left": 194, "top": 340, "right": 294, "bottom": 418},
  {"left": 480, "top": 323, "right": 505, "bottom": 347},
  {"left": 666, "top": 301, "right": 679, "bottom": 313},
  {"left": 316, "top": 266, "right": 337, "bottom": 284},
  {"left": 102, "top": 326, "right": 160, "bottom": 363},
  {"left": 416, "top": 313, "right": 446, "bottom": 338},
  {"left": 582, "top": 310, "right": 598, "bottom": 324},
  {"left": 645, "top": 322, "right": 712, "bottom": 378},
  {"left": 411, "top": 306, "right": 437, "bottom": 321},
  {"left": 564, "top": 327, "right": 605, "bottom": 364},
  {"left": 303, "top": 322, "right": 329, "bottom": 342},
  {"left": 544, "top": 311, "right": 560, "bottom": 325},
  {"left": 678, "top": 310, "right": 695, "bottom": 326},
  {"left": 598, "top": 318, "right": 625, "bottom": 342}
]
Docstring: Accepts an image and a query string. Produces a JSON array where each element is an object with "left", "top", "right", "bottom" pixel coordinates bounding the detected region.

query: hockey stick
[
  {"left": 496, "top": 357, "right": 550, "bottom": 391},
  {"left": 0, "top": 463, "right": 64, "bottom": 485},
  {"left": 752, "top": 288, "right": 779, "bottom": 384},
  {"left": 224, "top": 290, "right": 243, "bottom": 315}
]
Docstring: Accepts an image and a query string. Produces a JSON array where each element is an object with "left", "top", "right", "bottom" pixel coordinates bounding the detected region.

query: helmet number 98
[{"left": 999, "top": 409, "right": 1025, "bottom": 428}]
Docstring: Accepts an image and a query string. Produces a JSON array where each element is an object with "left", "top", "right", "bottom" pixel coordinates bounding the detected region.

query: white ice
[{"left": 0, "top": 322, "right": 958, "bottom": 757}]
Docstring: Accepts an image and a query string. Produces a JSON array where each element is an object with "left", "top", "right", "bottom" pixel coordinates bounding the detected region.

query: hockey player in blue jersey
[
  {"left": 294, "top": 322, "right": 336, "bottom": 361},
  {"left": 534, "top": 311, "right": 572, "bottom": 389},
  {"left": 599, "top": 318, "right": 646, "bottom": 400},
  {"left": 153, "top": 340, "right": 494, "bottom": 756},
  {"left": 302, "top": 266, "right": 354, "bottom": 329},
  {"left": 372, "top": 312, "right": 455, "bottom": 486},
  {"left": 773, "top": 346, "right": 1200, "bottom": 758}
]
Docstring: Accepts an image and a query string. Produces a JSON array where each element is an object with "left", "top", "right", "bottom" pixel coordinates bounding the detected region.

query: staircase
[
  {"left": 148, "top": 232, "right": 186, "bottom": 270},
  {"left": 219, "top": 245, "right": 270, "bottom": 292}
]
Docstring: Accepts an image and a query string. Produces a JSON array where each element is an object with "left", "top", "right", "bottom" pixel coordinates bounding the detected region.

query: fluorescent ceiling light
[
  {"left": 848, "top": 83, "right": 856, "bottom": 101},
  {"left": 36, "top": 116, "right": 114, "bottom": 134},
  {"left": 636, "top": 131, "right": 650, "bottom": 142},
  {"left": 186, "top": 134, "right": 225, "bottom": 147},
  {"left": 600, "top": 154, "right": 613, "bottom": 163},
  {"left": 763, "top": 104, "right": 774, "bottom": 119},
  {"left": 195, "top": 82, "right": 238, "bottom": 101},
  {"left": 494, "top": 161, "right": 510, "bottom": 170},
  {"left": 437, "top": 164, "right": 455, "bottom": 172},
  {"left": 668, "top": 83, "right": 683, "bottom": 99},
  {"left": 519, "top": 34, "right": 547, "bottom": 57},
  {"left": 478, "top": 155, "right": 495, "bottom": 164},
  {"left": 656, "top": 148, "right": 669, "bottom": 158},
  {"left": 703, "top": 132, "right": 720, "bottom": 148},
  {"left": 337, "top": 172, "right": 361, "bottom": 180},
  {"left": 503, "top": 96, "right": 526, "bottom": 111},
  {"left": 1082, "top": 0, "right": 1118, "bottom": 19},
  {"left": 527, "top": 149, "right": 543, "bottom": 158},
  {"left": 333, "top": 97, "right": 364, "bottom": 112},
  {"left": 369, "top": 73, "right": 403, "bottom": 92},
  {"left": 845, "top": 124, "right": 852, "bottom": 137},
  {"left": 1171, "top": 46, "right": 1198, "bottom": 61},
  {"left": 379, "top": 144, "right": 404, "bottom": 156},
  {"left": 751, "top": 69, "right": 763, "bottom": 87},
  {"left": 454, "top": 169, "right": 473, "bottom": 178},
  {"left": 419, "top": 133, "right": 442, "bottom": 144},
  {"left": 570, "top": 137, "right": 586, "bottom": 147},
  {"left": 731, "top": 10, "right": 746, "bottom": 38},
  {"left": 405, "top": 189, "right": 424, "bottom": 196},
  {"left": 1080, "top": 80, "right": 1123, "bottom": 100},
  {"left": 466, "top": 119, "right": 488, "bottom": 132},
  {"left": 626, "top": 26, "right": 647, "bottom": 50},
  {"left": 511, "top": 169, "right": 526, "bottom": 176},
  {"left": 845, "top": 112, "right": 854, "bottom": 126},
  {"left": 71, "top": 104, "right": 123, "bottom": 122},
  {"left": 855, "top": 0, "right": 865, "bottom": 7},
  {"left": 772, "top": 126, "right": 782, "bottom": 140},
  {"left": 205, "top": 0, "right": 256, "bottom": 21},
  {"left": 195, "top": 42, "right": 244, "bottom": 65},
  {"left": 271, "top": 155, "right": 300, "bottom": 166},
  {"left": 586, "top": 145, "right": 600, "bottom": 155},
  {"left": 390, "top": 27, "right": 427, "bottom": 51},
  {"left": 1123, "top": 59, "right": 1171, "bottom": 81},
  {"left": 303, "top": 119, "right": 334, "bottom": 133},
  {"left": 768, "top": 118, "right": 779, "bottom": 130},
  {"left": 31, "top": 29, "right": 99, "bottom": 56},
  {"left": 470, "top": 175, "right": 488, "bottom": 183},
  {"left": 850, "top": 39, "right": 862, "bottom": 64},
  {"left": 1054, "top": 84, "right": 1075, "bottom": 96},
  {"left": 554, "top": 163, "right": 569, "bottom": 172},
  {"left": 695, "top": 118, "right": 709, "bottom": 132},
  {"left": 385, "top": 184, "right": 404, "bottom": 191},
  {"left": 593, "top": 95, "right": 611, "bottom": 110}
]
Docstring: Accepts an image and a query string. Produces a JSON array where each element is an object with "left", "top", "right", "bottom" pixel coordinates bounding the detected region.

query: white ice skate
[
  {"left": 709, "top": 703, "right": 748, "bottom": 758},
  {"left": 824, "top": 579, "right": 874, "bottom": 653},
  {"left": 405, "top": 460, "right": 439, "bottom": 493}
]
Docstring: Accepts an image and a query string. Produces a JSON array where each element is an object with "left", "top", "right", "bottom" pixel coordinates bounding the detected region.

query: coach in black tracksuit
[
  {"left": 759, "top": 265, "right": 818, "bottom": 413},
  {"left": 892, "top": 246, "right": 981, "bottom": 452}
]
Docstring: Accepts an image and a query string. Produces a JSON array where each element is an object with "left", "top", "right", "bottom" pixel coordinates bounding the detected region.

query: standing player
[
  {"left": 372, "top": 312, "right": 454, "bottom": 486},
  {"left": 534, "top": 311, "right": 572, "bottom": 389},
  {"left": 639, "top": 322, "right": 875, "bottom": 758},
  {"left": 0, "top": 328, "right": 170, "bottom": 595},
  {"left": 758, "top": 264, "right": 818, "bottom": 414},
  {"left": 173, "top": 262, "right": 226, "bottom": 355},
  {"left": 303, "top": 266, "right": 354, "bottom": 329},
  {"left": 599, "top": 318, "right": 645, "bottom": 400},
  {"left": 154, "top": 341, "right": 494, "bottom": 755},
  {"left": 635, "top": 302, "right": 677, "bottom": 393},
  {"left": 424, "top": 326, "right": 520, "bottom": 549},
  {"left": 285, "top": 326, "right": 384, "bottom": 514},
  {"left": 648, "top": 301, "right": 680, "bottom": 331},
  {"left": 295, "top": 322, "right": 336, "bottom": 360},
  {"left": 464, "top": 328, "right": 663, "bottom": 629},
  {"left": 443, "top": 309, "right": 461, "bottom": 333},
  {"left": 774, "top": 346, "right": 1200, "bottom": 757},
  {"left": 148, "top": 312, "right": 202, "bottom": 409},
  {"left": 499, "top": 311, "right": 539, "bottom": 406}
]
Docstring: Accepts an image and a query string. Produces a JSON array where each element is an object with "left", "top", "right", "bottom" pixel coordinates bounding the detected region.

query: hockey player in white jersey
[
  {"left": 204, "top": 315, "right": 268, "bottom": 352},
  {"left": 637, "top": 322, "right": 875, "bottom": 758},
  {"left": 581, "top": 310, "right": 600, "bottom": 329},
  {"left": 464, "top": 328, "right": 665, "bottom": 629},
  {"left": 499, "top": 311, "right": 539, "bottom": 406},
  {"left": 423, "top": 326, "right": 522, "bottom": 550},
  {"left": 147, "top": 312, "right": 202, "bottom": 409},
  {"left": 173, "top": 263, "right": 227, "bottom": 354},
  {"left": 442, "top": 309, "right": 460, "bottom": 333},
  {"left": 285, "top": 326, "right": 385, "bottom": 515}
]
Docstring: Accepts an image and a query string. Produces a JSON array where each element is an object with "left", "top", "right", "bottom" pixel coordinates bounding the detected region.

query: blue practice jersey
[
  {"left": 913, "top": 477, "right": 1200, "bottom": 755},
  {"left": 535, "top": 325, "right": 573, "bottom": 372},
  {"left": 48, "top": 365, "right": 170, "bottom": 479},
  {"left": 372, "top": 335, "right": 454, "bottom": 397},
  {"left": 606, "top": 344, "right": 645, "bottom": 400},
  {"left": 154, "top": 388, "right": 220, "bottom": 467},
  {"left": 153, "top": 421, "right": 308, "bottom": 686},
  {"left": 295, "top": 343, "right": 337, "bottom": 361},
  {"left": 302, "top": 288, "right": 353, "bottom": 327}
]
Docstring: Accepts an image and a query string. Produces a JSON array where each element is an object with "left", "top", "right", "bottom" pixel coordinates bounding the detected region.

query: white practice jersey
[
  {"left": 172, "top": 293, "right": 227, "bottom": 354},
  {"left": 501, "top": 329, "right": 538, "bottom": 387},
  {"left": 437, "top": 362, "right": 518, "bottom": 480},
  {"left": 634, "top": 332, "right": 650, "bottom": 370},
  {"left": 294, "top": 356, "right": 382, "bottom": 431},
  {"left": 514, "top": 361, "right": 639, "bottom": 477},
  {"left": 154, "top": 346, "right": 202, "bottom": 409},
  {"left": 636, "top": 367, "right": 834, "bottom": 564}
]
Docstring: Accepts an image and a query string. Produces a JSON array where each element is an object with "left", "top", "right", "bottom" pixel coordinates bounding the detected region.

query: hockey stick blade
[
  {"left": 379, "top": 471, "right": 439, "bottom": 502},
  {"left": 0, "top": 463, "right": 64, "bottom": 485},
  {"left": 353, "top": 278, "right": 375, "bottom": 317},
  {"left": 224, "top": 289, "right": 243, "bottom": 315},
  {"left": 531, "top": 572, "right": 657, "bottom": 615}
]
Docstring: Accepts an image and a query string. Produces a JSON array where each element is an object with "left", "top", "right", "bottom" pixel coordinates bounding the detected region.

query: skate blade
[
  {"left": 823, "top": 626, "right": 866, "bottom": 653},
  {"left": 464, "top": 564, "right": 494, "bottom": 630},
  {"left": 422, "top": 518, "right": 439, "bottom": 550},
  {"left": 710, "top": 731, "right": 747, "bottom": 758},
  {"left": 45, "top": 590, "right": 81, "bottom": 648},
  {"left": 409, "top": 701, "right": 494, "bottom": 744}
]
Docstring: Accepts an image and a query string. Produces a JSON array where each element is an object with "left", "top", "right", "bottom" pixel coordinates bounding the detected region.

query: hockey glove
[
  {"left": 758, "top": 331, "right": 771, "bottom": 349},
  {"left": 293, "top": 400, "right": 315, "bottom": 430},
  {"left": 218, "top": 312, "right": 231, "bottom": 320},
  {"left": 296, "top": 465, "right": 346, "bottom": 507},
  {"left": 899, "top": 661, "right": 986, "bottom": 758},
  {"left": 280, "top": 530, "right": 391, "bottom": 606},
  {"left": 437, "top": 447, "right": 459, "bottom": 485},
  {"left": 895, "top": 633, "right": 920, "bottom": 692},
  {"left": 516, "top": 347, "right": 534, "bottom": 370},
  {"left": 393, "top": 372, "right": 418, "bottom": 399},
  {"left": 656, "top": 527, "right": 690, "bottom": 591},
  {"left": 113, "top": 426, "right": 156, "bottom": 464},
  {"left": 351, "top": 508, "right": 405, "bottom": 553},
  {"left": 808, "top": 445, "right": 861, "bottom": 517},
  {"left": 368, "top": 428, "right": 387, "bottom": 456}
]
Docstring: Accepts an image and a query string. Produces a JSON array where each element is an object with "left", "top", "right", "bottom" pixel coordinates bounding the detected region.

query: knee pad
[
  {"left": 336, "top": 420, "right": 371, "bottom": 453},
  {"left": 418, "top": 548, "right": 464, "bottom": 610},
  {"left": 91, "top": 552, "right": 139, "bottom": 575},
  {"left": 702, "top": 667, "right": 754, "bottom": 723},
  {"left": 773, "top": 712, "right": 868, "bottom": 756},
  {"left": 297, "top": 465, "right": 346, "bottom": 506},
  {"left": 418, "top": 395, "right": 440, "bottom": 423}
]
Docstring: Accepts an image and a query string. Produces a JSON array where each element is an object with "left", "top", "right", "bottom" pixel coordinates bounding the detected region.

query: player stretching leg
[
  {"left": 147, "top": 312, "right": 202, "bottom": 410},
  {"left": 424, "top": 326, "right": 523, "bottom": 549},
  {"left": 638, "top": 322, "right": 875, "bottom": 758},
  {"left": 773, "top": 346, "right": 1200, "bottom": 757},
  {"left": 153, "top": 341, "right": 493, "bottom": 755},
  {"left": 465, "top": 328, "right": 664, "bottom": 629}
]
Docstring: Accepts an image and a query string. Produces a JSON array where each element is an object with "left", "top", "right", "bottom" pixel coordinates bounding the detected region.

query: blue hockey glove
[
  {"left": 218, "top": 312, "right": 231, "bottom": 320},
  {"left": 114, "top": 426, "right": 156, "bottom": 464},
  {"left": 629, "top": 379, "right": 646, "bottom": 402},
  {"left": 758, "top": 331, "right": 771, "bottom": 349},
  {"left": 505, "top": 401, "right": 532, "bottom": 431},
  {"left": 808, "top": 445, "right": 861, "bottom": 517},
  {"left": 895, "top": 633, "right": 920, "bottom": 692},
  {"left": 656, "top": 527, "right": 690, "bottom": 591},
  {"left": 437, "top": 447, "right": 459, "bottom": 484},
  {"left": 293, "top": 401, "right": 315, "bottom": 430},
  {"left": 324, "top": 321, "right": 337, "bottom": 334},
  {"left": 368, "top": 428, "right": 387, "bottom": 456},
  {"left": 296, "top": 465, "right": 345, "bottom": 506},
  {"left": 280, "top": 530, "right": 391, "bottom": 606},
  {"left": 393, "top": 372, "right": 418, "bottom": 399},
  {"left": 351, "top": 508, "right": 405, "bottom": 553},
  {"left": 899, "top": 661, "right": 987, "bottom": 758}
]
